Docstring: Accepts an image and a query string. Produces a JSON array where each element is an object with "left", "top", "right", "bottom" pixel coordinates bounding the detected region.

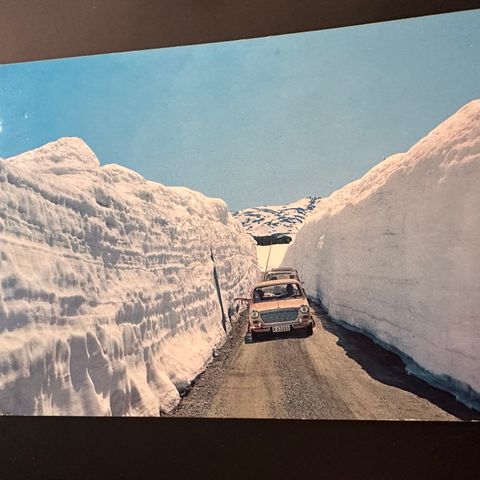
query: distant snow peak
[{"left": 232, "top": 196, "right": 322, "bottom": 236}]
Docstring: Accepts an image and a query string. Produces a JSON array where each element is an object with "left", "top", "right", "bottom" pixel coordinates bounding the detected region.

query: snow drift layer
[
  {"left": 284, "top": 100, "right": 480, "bottom": 409},
  {"left": 0, "top": 138, "right": 259, "bottom": 415}
]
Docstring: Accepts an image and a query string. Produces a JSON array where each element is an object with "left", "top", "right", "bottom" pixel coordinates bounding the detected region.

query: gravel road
[{"left": 169, "top": 302, "right": 480, "bottom": 420}]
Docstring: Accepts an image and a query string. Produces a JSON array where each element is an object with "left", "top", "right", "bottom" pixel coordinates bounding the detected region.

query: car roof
[
  {"left": 267, "top": 267, "right": 297, "bottom": 272},
  {"left": 265, "top": 270, "right": 298, "bottom": 276},
  {"left": 254, "top": 278, "right": 302, "bottom": 288}
]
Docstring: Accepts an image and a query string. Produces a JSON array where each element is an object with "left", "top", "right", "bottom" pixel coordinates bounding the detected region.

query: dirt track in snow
[{"left": 168, "top": 302, "right": 480, "bottom": 421}]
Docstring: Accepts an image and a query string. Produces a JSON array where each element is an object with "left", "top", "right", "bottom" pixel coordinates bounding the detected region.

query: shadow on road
[
  {"left": 251, "top": 328, "right": 312, "bottom": 343},
  {"left": 312, "top": 302, "right": 480, "bottom": 421}
]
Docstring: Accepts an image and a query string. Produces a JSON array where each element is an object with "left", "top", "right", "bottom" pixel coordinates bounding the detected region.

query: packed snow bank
[
  {"left": 257, "top": 244, "right": 290, "bottom": 272},
  {"left": 284, "top": 100, "right": 480, "bottom": 409},
  {"left": 0, "top": 138, "right": 259, "bottom": 415}
]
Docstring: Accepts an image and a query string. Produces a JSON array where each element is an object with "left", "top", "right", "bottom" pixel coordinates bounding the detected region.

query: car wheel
[
  {"left": 244, "top": 332, "right": 253, "bottom": 344},
  {"left": 305, "top": 324, "right": 313, "bottom": 337}
]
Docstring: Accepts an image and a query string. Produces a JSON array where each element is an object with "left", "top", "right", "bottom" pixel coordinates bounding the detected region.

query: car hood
[{"left": 252, "top": 298, "right": 306, "bottom": 312}]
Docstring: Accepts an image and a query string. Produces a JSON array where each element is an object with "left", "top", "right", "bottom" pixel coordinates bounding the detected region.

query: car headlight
[
  {"left": 299, "top": 305, "right": 309, "bottom": 314},
  {"left": 251, "top": 310, "right": 259, "bottom": 319}
]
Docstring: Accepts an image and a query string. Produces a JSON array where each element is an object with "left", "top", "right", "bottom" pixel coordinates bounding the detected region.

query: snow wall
[
  {"left": 0, "top": 138, "right": 259, "bottom": 415},
  {"left": 284, "top": 100, "right": 480, "bottom": 409}
]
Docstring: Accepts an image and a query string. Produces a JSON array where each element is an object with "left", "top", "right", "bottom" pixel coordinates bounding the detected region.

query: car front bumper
[{"left": 249, "top": 318, "right": 314, "bottom": 333}]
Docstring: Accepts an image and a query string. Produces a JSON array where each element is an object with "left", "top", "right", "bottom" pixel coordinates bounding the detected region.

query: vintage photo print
[{"left": 0, "top": 9, "right": 479, "bottom": 420}]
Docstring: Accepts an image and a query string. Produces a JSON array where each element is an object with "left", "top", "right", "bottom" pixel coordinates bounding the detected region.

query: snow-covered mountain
[
  {"left": 0, "top": 138, "right": 259, "bottom": 416},
  {"left": 284, "top": 100, "right": 480, "bottom": 410},
  {"left": 232, "top": 196, "right": 322, "bottom": 236}
]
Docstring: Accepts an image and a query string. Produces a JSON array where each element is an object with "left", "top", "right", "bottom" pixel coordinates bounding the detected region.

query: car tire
[
  {"left": 244, "top": 332, "right": 253, "bottom": 344},
  {"left": 305, "top": 324, "right": 313, "bottom": 337}
]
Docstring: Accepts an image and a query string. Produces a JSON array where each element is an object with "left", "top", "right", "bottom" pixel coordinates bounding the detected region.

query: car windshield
[
  {"left": 266, "top": 272, "right": 297, "bottom": 281},
  {"left": 253, "top": 283, "right": 303, "bottom": 302}
]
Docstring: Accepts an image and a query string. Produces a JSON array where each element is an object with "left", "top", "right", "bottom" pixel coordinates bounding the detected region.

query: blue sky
[{"left": 0, "top": 9, "right": 479, "bottom": 210}]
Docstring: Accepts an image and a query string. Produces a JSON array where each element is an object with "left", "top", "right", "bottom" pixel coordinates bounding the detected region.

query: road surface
[{"left": 169, "top": 301, "right": 479, "bottom": 420}]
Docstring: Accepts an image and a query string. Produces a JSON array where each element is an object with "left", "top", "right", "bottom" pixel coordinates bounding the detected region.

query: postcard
[{"left": 0, "top": 9, "right": 479, "bottom": 420}]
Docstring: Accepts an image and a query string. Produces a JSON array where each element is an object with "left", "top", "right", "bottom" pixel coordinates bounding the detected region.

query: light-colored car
[
  {"left": 245, "top": 279, "right": 315, "bottom": 342},
  {"left": 264, "top": 269, "right": 300, "bottom": 282},
  {"left": 267, "top": 267, "right": 297, "bottom": 272}
]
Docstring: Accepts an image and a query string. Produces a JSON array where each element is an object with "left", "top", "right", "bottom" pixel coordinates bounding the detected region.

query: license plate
[{"left": 272, "top": 325, "right": 291, "bottom": 333}]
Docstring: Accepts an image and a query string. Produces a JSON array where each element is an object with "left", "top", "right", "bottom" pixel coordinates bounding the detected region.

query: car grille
[{"left": 260, "top": 308, "right": 299, "bottom": 324}]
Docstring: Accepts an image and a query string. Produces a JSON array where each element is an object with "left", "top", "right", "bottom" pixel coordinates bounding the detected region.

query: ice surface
[
  {"left": 284, "top": 100, "right": 480, "bottom": 408},
  {"left": 0, "top": 138, "right": 259, "bottom": 415}
]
